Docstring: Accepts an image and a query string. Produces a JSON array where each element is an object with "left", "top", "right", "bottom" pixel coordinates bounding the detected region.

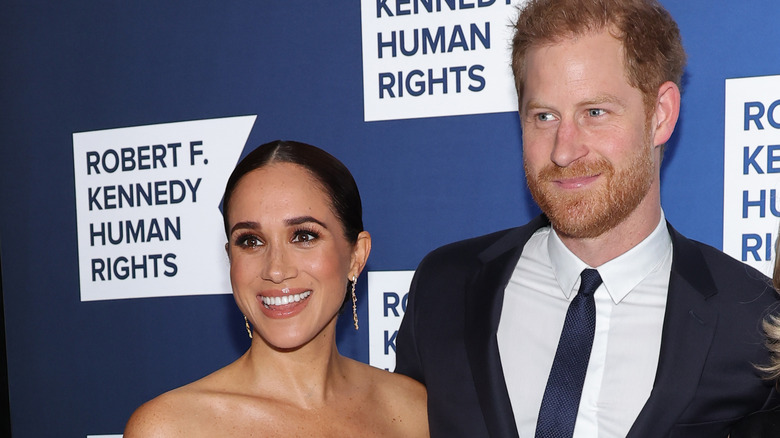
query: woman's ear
[{"left": 349, "top": 231, "right": 372, "bottom": 278}]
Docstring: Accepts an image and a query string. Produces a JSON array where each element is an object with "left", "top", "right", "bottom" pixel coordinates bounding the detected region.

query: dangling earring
[
  {"left": 244, "top": 315, "right": 253, "bottom": 339},
  {"left": 351, "top": 275, "right": 359, "bottom": 330}
]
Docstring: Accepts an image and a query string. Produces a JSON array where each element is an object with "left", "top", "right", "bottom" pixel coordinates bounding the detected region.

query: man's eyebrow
[
  {"left": 522, "top": 95, "right": 625, "bottom": 113},
  {"left": 523, "top": 100, "right": 547, "bottom": 112},
  {"left": 581, "top": 94, "right": 624, "bottom": 107},
  {"left": 521, "top": 100, "right": 552, "bottom": 118}
]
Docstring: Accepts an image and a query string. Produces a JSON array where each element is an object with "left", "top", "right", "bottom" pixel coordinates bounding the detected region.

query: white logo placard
[
  {"left": 368, "top": 270, "right": 415, "bottom": 370},
  {"left": 73, "top": 115, "right": 256, "bottom": 301},
  {"left": 360, "top": 0, "right": 526, "bottom": 121},
  {"left": 724, "top": 75, "right": 780, "bottom": 276}
]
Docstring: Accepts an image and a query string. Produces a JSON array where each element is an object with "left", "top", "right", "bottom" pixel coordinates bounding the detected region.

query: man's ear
[{"left": 652, "top": 81, "right": 681, "bottom": 147}]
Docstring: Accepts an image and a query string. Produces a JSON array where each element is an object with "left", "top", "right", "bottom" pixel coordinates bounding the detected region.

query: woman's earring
[
  {"left": 244, "top": 315, "right": 253, "bottom": 339},
  {"left": 351, "top": 275, "right": 359, "bottom": 330}
]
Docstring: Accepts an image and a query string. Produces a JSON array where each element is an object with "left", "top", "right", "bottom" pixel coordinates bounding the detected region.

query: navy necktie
[{"left": 535, "top": 268, "right": 603, "bottom": 438}]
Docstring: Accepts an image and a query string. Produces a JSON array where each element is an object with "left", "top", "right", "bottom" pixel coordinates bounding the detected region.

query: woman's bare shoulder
[
  {"left": 373, "top": 366, "right": 426, "bottom": 401},
  {"left": 124, "top": 369, "right": 238, "bottom": 438},
  {"left": 124, "top": 387, "right": 200, "bottom": 438},
  {"left": 353, "top": 361, "right": 429, "bottom": 437}
]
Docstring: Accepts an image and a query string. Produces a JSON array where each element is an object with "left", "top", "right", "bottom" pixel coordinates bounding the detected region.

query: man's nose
[{"left": 551, "top": 118, "right": 588, "bottom": 167}]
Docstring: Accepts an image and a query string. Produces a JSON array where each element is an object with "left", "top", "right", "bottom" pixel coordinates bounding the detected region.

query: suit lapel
[
  {"left": 628, "top": 224, "right": 719, "bottom": 437},
  {"left": 464, "top": 215, "right": 549, "bottom": 438}
]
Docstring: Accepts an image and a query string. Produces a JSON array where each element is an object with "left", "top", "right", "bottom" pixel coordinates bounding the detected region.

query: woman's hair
[
  {"left": 759, "top": 225, "right": 780, "bottom": 379},
  {"left": 222, "top": 140, "right": 364, "bottom": 244},
  {"left": 511, "top": 0, "right": 686, "bottom": 115}
]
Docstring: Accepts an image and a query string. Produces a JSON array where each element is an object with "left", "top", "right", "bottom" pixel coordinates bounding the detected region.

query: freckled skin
[
  {"left": 521, "top": 30, "right": 680, "bottom": 266},
  {"left": 124, "top": 163, "right": 429, "bottom": 438},
  {"left": 227, "top": 164, "right": 357, "bottom": 351}
]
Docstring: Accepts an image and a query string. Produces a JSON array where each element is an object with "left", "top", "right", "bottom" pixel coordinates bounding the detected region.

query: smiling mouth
[
  {"left": 260, "top": 290, "right": 312, "bottom": 307},
  {"left": 553, "top": 174, "right": 600, "bottom": 188}
]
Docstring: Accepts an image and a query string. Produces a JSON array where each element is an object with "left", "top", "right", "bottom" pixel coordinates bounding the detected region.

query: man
[{"left": 395, "top": 1, "right": 779, "bottom": 437}]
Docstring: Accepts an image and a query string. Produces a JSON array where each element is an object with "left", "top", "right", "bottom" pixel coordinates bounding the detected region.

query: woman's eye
[
  {"left": 588, "top": 108, "right": 606, "bottom": 117},
  {"left": 292, "top": 230, "right": 318, "bottom": 243},
  {"left": 237, "top": 235, "right": 262, "bottom": 248}
]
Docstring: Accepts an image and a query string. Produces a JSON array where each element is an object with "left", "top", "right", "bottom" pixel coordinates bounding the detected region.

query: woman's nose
[{"left": 261, "top": 245, "right": 296, "bottom": 283}]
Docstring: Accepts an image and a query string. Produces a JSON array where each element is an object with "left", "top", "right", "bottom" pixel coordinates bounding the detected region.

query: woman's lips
[
  {"left": 260, "top": 290, "right": 312, "bottom": 307},
  {"left": 256, "top": 288, "right": 312, "bottom": 318}
]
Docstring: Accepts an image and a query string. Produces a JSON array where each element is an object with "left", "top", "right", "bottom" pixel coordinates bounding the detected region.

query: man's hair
[{"left": 511, "top": 0, "right": 687, "bottom": 113}]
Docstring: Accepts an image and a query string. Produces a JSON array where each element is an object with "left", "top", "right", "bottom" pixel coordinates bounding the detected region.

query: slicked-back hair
[{"left": 221, "top": 140, "right": 364, "bottom": 244}]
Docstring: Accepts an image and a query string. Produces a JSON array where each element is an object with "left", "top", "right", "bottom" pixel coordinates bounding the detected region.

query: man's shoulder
[
  {"left": 672, "top": 228, "right": 767, "bottom": 278},
  {"left": 418, "top": 216, "right": 546, "bottom": 271},
  {"left": 424, "top": 227, "right": 516, "bottom": 260},
  {"left": 670, "top": 226, "right": 775, "bottom": 302}
]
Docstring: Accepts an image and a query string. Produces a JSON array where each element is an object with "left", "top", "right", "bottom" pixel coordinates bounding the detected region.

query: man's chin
[
  {"left": 541, "top": 196, "right": 617, "bottom": 239},
  {"left": 548, "top": 215, "right": 609, "bottom": 239}
]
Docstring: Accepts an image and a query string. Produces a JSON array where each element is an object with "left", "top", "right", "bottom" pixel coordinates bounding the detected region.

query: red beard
[{"left": 525, "top": 144, "right": 655, "bottom": 239}]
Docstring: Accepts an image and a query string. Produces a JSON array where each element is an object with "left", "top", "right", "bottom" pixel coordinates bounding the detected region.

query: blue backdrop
[{"left": 2, "top": 1, "right": 780, "bottom": 436}]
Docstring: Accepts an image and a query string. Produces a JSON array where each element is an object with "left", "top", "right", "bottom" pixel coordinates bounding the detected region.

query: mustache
[{"left": 535, "top": 158, "right": 614, "bottom": 181}]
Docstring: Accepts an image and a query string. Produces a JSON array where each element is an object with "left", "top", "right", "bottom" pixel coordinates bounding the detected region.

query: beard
[{"left": 524, "top": 138, "right": 655, "bottom": 239}]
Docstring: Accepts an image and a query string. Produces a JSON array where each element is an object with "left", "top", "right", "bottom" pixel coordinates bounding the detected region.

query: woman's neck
[{"left": 239, "top": 319, "right": 351, "bottom": 408}]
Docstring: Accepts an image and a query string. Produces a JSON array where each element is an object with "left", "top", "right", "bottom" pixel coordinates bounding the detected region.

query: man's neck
[{"left": 556, "top": 202, "right": 662, "bottom": 268}]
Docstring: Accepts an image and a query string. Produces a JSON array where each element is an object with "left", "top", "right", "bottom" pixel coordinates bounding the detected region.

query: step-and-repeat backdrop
[{"left": 1, "top": 1, "right": 779, "bottom": 436}]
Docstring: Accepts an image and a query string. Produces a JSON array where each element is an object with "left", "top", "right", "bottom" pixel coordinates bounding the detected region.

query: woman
[
  {"left": 730, "top": 228, "right": 780, "bottom": 437},
  {"left": 125, "top": 140, "right": 428, "bottom": 437}
]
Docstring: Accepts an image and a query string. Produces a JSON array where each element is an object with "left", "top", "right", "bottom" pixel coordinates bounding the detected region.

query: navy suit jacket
[{"left": 395, "top": 216, "right": 779, "bottom": 437}]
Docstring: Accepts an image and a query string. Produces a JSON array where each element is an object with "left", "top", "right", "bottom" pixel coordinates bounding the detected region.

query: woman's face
[{"left": 226, "top": 162, "right": 366, "bottom": 350}]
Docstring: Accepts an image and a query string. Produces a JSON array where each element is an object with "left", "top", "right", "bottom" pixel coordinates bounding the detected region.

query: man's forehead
[{"left": 526, "top": 27, "right": 623, "bottom": 57}]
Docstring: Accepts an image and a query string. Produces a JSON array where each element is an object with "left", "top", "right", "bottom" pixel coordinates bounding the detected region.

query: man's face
[{"left": 520, "top": 30, "right": 660, "bottom": 239}]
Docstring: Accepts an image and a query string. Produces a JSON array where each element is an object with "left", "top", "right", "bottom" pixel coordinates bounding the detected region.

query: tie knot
[{"left": 578, "top": 268, "right": 602, "bottom": 297}]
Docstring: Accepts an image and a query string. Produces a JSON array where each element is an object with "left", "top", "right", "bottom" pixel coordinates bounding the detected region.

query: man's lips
[{"left": 552, "top": 174, "right": 600, "bottom": 189}]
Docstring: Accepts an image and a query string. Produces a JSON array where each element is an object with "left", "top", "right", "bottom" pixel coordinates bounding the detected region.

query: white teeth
[{"left": 262, "top": 290, "right": 311, "bottom": 307}]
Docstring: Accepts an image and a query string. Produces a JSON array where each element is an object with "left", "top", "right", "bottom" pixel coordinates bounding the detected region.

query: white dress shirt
[{"left": 497, "top": 213, "right": 672, "bottom": 437}]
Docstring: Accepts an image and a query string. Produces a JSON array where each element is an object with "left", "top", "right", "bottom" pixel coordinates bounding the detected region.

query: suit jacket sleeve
[{"left": 394, "top": 258, "right": 424, "bottom": 383}]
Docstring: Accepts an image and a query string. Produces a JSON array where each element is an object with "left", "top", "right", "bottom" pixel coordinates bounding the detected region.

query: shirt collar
[{"left": 548, "top": 211, "right": 672, "bottom": 304}]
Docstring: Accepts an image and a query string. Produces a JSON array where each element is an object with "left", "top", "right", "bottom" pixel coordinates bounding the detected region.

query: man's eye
[
  {"left": 537, "top": 113, "right": 555, "bottom": 122},
  {"left": 588, "top": 108, "right": 606, "bottom": 117}
]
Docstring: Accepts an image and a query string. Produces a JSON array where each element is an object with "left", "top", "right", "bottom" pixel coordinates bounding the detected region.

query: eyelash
[
  {"left": 292, "top": 227, "right": 320, "bottom": 243},
  {"left": 233, "top": 227, "right": 320, "bottom": 248},
  {"left": 234, "top": 233, "right": 262, "bottom": 248}
]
